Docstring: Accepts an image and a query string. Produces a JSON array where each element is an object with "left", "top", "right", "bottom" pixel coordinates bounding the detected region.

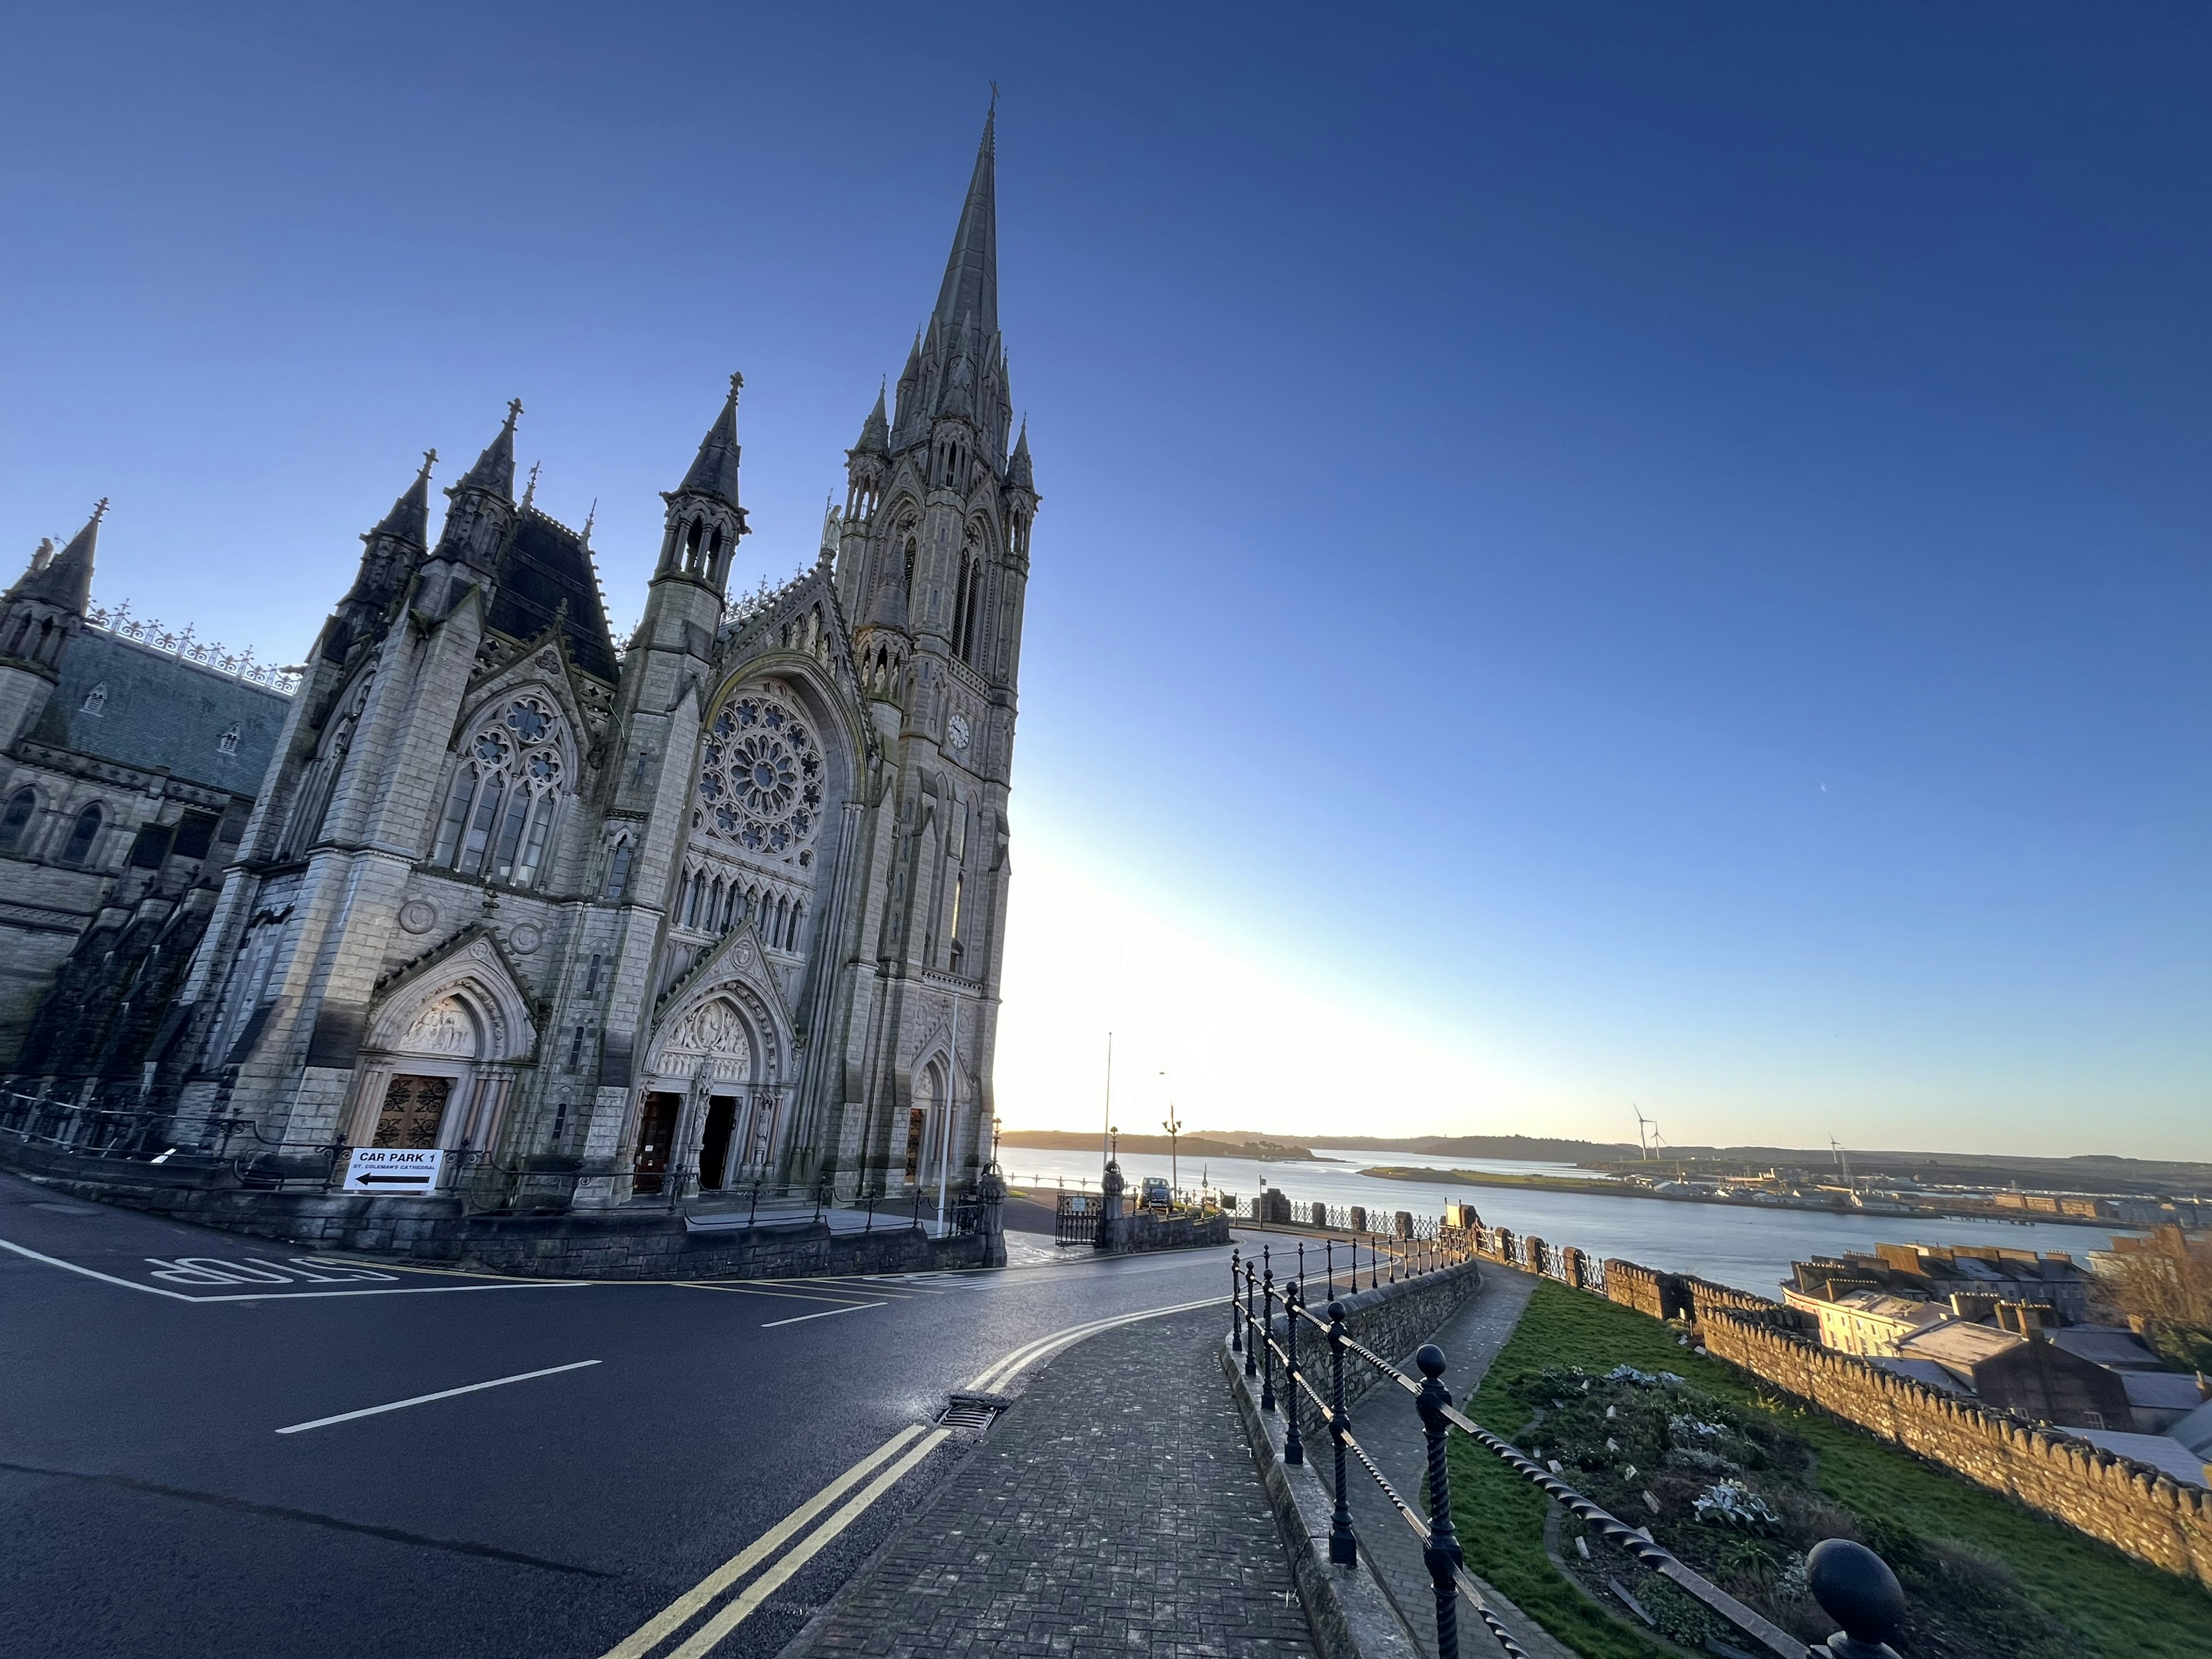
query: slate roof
[
  {"left": 485, "top": 507, "right": 618, "bottom": 683},
  {"left": 2050, "top": 1325, "right": 2165, "bottom": 1370},
  {"left": 1868, "top": 1357, "right": 1972, "bottom": 1394},
  {"left": 2074, "top": 1429, "right": 2209, "bottom": 1487},
  {"left": 2169, "top": 1399, "right": 2212, "bottom": 1457},
  {"left": 33, "top": 628, "right": 289, "bottom": 792},
  {"left": 2120, "top": 1371, "right": 2207, "bottom": 1412}
]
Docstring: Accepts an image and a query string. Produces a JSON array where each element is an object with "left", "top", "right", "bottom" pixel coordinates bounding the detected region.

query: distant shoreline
[
  {"left": 997, "top": 1129, "right": 1332, "bottom": 1163},
  {"left": 1358, "top": 1164, "right": 2126, "bottom": 1229}
]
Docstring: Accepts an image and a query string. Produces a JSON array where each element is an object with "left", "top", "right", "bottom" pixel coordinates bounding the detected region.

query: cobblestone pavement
[
  {"left": 1324, "top": 1265, "right": 1580, "bottom": 1659},
  {"left": 783, "top": 1308, "right": 1315, "bottom": 1658}
]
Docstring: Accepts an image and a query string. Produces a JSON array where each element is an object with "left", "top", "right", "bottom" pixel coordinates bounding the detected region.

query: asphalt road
[{"left": 0, "top": 1170, "right": 1240, "bottom": 1659}]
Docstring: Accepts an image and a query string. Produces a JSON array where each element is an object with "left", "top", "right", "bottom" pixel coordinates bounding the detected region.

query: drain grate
[{"left": 935, "top": 1392, "right": 1007, "bottom": 1431}]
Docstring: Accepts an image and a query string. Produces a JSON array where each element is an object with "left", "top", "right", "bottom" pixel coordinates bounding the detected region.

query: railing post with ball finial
[
  {"left": 1415, "top": 1344, "right": 1461, "bottom": 1659},
  {"left": 1260, "top": 1258, "right": 1276, "bottom": 1414},
  {"left": 1806, "top": 1538, "right": 1908, "bottom": 1657},
  {"left": 1327, "top": 1298, "right": 1355, "bottom": 1566}
]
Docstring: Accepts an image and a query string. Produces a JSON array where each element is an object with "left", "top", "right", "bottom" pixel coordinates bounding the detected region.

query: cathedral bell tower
[{"left": 0, "top": 502, "right": 102, "bottom": 748}]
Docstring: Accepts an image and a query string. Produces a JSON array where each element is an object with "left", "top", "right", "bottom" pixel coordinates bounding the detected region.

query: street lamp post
[{"left": 1162, "top": 1103, "right": 1182, "bottom": 1209}]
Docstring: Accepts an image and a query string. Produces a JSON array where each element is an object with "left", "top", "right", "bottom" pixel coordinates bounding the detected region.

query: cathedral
[{"left": 0, "top": 113, "right": 1035, "bottom": 1213}]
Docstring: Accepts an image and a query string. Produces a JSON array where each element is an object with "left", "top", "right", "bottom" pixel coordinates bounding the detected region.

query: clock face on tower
[{"left": 947, "top": 712, "right": 971, "bottom": 752}]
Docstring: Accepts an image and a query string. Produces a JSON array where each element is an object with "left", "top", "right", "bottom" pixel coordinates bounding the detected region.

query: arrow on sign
[{"left": 356, "top": 1175, "right": 435, "bottom": 1185}]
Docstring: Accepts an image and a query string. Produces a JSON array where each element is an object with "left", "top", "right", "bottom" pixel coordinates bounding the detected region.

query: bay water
[{"left": 996, "top": 1142, "right": 2133, "bottom": 1298}]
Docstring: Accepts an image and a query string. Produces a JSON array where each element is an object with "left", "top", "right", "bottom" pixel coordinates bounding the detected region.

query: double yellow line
[
  {"left": 596, "top": 1293, "right": 1222, "bottom": 1658},
  {"left": 597, "top": 1425, "right": 947, "bottom": 1659}
]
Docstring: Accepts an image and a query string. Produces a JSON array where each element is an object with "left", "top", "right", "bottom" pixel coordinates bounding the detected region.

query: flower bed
[
  {"left": 1516, "top": 1361, "right": 2068, "bottom": 1656},
  {"left": 1445, "top": 1279, "right": 2212, "bottom": 1659}
]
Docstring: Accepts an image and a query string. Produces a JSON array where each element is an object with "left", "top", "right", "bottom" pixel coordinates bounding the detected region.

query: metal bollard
[
  {"left": 1327, "top": 1299, "right": 1356, "bottom": 1566},
  {"left": 1324, "top": 1238, "right": 1334, "bottom": 1299},
  {"left": 1260, "top": 1262, "right": 1277, "bottom": 1413},
  {"left": 1415, "top": 1344, "right": 1462, "bottom": 1659},
  {"left": 1283, "top": 1281, "right": 1304, "bottom": 1466},
  {"left": 1230, "top": 1248, "right": 1244, "bottom": 1353}
]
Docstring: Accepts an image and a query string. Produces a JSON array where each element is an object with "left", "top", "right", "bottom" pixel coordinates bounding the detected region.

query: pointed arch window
[
  {"left": 430, "top": 696, "right": 566, "bottom": 888},
  {"left": 603, "top": 838, "right": 634, "bottom": 902},
  {"left": 59, "top": 804, "right": 101, "bottom": 867},
  {"left": 0, "top": 789, "right": 35, "bottom": 852},
  {"left": 81, "top": 683, "right": 108, "bottom": 717}
]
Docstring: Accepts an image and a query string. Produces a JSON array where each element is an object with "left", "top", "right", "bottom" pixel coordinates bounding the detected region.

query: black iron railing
[{"left": 1229, "top": 1249, "right": 1910, "bottom": 1659}]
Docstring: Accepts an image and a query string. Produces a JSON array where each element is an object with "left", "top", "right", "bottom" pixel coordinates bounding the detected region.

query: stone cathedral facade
[{"left": 153, "top": 116, "right": 1034, "bottom": 1207}]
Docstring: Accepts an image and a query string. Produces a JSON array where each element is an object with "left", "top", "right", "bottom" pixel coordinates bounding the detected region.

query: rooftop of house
[
  {"left": 2119, "top": 1370, "right": 2210, "bottom": 1412},
  {"left": 1868, "top": 1355, "right": 1974, "bottom": 1394},
  {"left": 2074, "top": 1429, "right": 2210, "bottom": 1488},
  {"left": 2050, "top": 1325, "right": 2167, "bottom": 1370}
]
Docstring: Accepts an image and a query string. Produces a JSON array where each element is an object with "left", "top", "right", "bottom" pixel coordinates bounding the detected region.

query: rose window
[{"left": 698, "top": 693, "right": 823, "bottom": 858}]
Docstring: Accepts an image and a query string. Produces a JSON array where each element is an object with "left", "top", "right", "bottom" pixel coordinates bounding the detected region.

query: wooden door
[
  {"left": 633, "top": 1092, "right": 681, "bottom": 1194},
  {"left": 373, "top": 1075, "right": 452, "bottom": 1150},
  {"left": 904, "top": 1107, "right": 926, "bottom": 1181}
]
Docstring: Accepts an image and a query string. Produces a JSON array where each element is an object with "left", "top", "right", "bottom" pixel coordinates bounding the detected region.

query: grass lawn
[{"left": 1446, "top": 1277, "right": 2212, "bottom": 1659}]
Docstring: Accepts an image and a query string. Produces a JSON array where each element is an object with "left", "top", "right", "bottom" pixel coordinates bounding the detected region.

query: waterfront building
[{"left": 6, "top": 113, "right": 1035, "bottom": 1211}]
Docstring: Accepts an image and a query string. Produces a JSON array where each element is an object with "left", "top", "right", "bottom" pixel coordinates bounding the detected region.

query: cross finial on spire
[
  {"left": 421, "top": 448, "right": 437, "bottom": 476},
  {"left": 522, "top": 460, "right": 541, "bottom": 510},
  {"left": 730, "top": 370, "right": 744, "bottom": 397},
  {"left": 581, "top": 499, "right": 597, "bottom": 545},
  {"left": 505, "top": 397, "right": 523, "bottom": 426},
  {"left": 91, "top": 498, "right": 110, "bottom": 524}
]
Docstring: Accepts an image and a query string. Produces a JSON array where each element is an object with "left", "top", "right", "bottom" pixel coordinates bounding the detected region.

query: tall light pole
[
  {"left": 1159, "top": 1069, "right": 1181, "bottom": 1209},
  {"left": 1101, "top": 1031, "right": 1114, "bottom": 1174}
]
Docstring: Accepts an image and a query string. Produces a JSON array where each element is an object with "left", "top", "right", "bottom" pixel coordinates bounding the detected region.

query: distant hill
[
  {"left": 997, "top": 1129, "right": 1318, "bottom": 1162},
  {"left": 1196, "top": 1131, "right": 1640, "bottom": 1163}
]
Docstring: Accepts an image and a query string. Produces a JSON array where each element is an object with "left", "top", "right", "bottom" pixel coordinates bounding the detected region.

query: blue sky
[{"left": 4, "top": 5, "right": 2205, "bottom": 1157}]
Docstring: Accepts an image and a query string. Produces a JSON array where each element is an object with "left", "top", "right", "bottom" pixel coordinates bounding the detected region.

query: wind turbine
[{"left": 1634, "top": 1107, "right": 1659, "bottom": 1162}]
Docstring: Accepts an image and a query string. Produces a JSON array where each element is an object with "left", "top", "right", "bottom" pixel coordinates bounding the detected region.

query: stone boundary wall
[
  {"left": 1684, "top": 1274, "right": 1806, "bottom": 1331},
  {"left": 1701, "top": 1309, "right": 2212, "bottom": 1588},
  {"left": 1603, "top": 1257, "right": 1692, "bottom": 1320},
  {"left": 1115, "top": 1209, "right": 1232, "bottom": 1253},
  {"left": 24, "top": 1161, "right": 987, "bottom": 1279},
  {"left": 1250, "top": 1256, "right": 1484, "bottom": 1448}
]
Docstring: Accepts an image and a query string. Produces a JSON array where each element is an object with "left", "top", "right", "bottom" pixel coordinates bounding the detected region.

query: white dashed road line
[{"left": 274, "top": 1361, "right": 604, "bottom": 1434}]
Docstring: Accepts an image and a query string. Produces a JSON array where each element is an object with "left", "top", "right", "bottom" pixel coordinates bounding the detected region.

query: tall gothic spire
[
  {"left": 853, "top": 385, "right": 891, "bottom": 456},
  {"left": 370, "top": 452, "right": 434, "bottom": 547},
  {"left": 457, "top": 398, "right": 521, "bottom": 500},
  {"left": 678, "top": 373, "right": 744, "bottom": 510},
  {"left": 10, "top": 500, "right": 103, "bottom": 613},
  {"left": 930, "top": 109, "right": 998, "bottom": 348}
]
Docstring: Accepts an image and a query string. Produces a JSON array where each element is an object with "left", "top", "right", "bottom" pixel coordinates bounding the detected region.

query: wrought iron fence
[{"left": 1228, "top": 1249, "right": 1909, "bottom": 1659}]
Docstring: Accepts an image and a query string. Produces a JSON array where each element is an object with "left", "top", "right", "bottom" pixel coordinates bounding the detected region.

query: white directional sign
[{"left": 342, "top": 1147, "right": 446, "bottom": 1194}]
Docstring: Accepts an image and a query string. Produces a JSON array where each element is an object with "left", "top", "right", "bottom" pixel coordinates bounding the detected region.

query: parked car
[{"left": 1140, "top": 1176, "right": 1172, "bottom": 1210}]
